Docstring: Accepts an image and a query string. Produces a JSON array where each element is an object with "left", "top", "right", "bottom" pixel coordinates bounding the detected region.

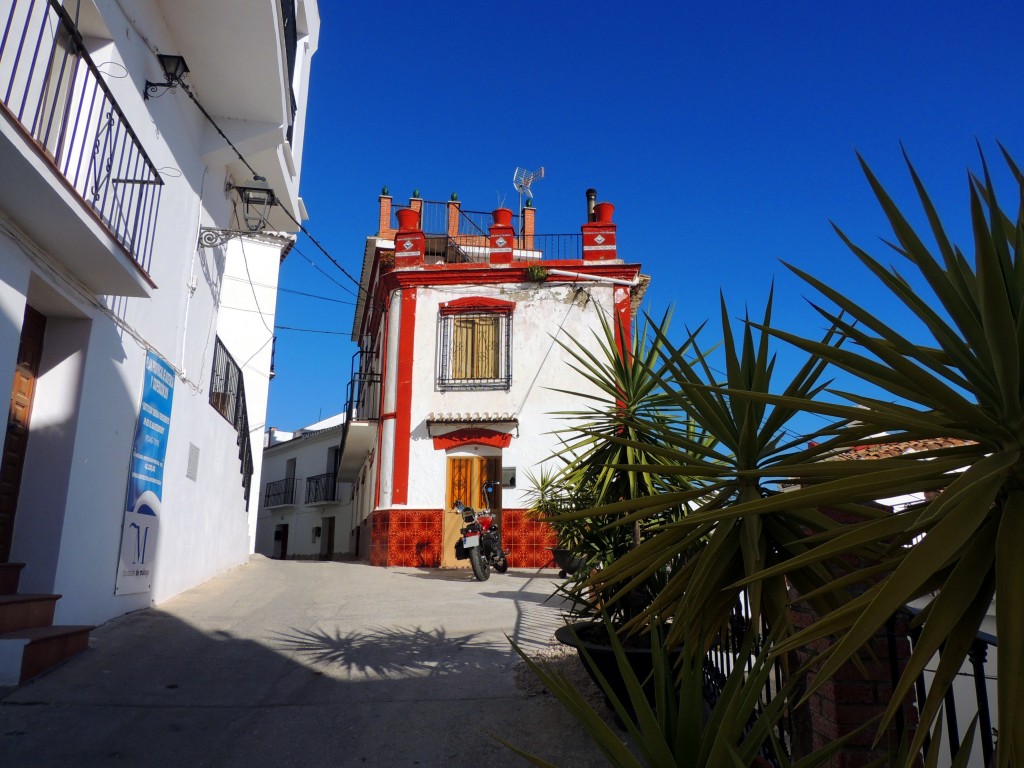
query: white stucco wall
[
  {"left": 387, "top": 279, "right": 619, "bottom": 513},
  {"left": 254, "top": 422, "right": 355, "bottom": 560},
  {"left": 0, "top": 0, "right": 319, "bottom": 626}
]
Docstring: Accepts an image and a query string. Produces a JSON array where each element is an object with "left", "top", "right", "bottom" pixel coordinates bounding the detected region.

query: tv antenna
[{"left": 513, "top": 166, "right": 545, "bottom": 223}]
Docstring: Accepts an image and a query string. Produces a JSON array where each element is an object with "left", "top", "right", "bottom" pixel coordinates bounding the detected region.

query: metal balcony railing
[
  {"left": 305, "top": 472, "right": 336, "bottom": 504},
  {"left": 1, "top": 0, "right": 163, "bottom": 272},
  {"left": 338, "top": 351, "right": 381, "bottom": 464},
  {"left": 264, "top": 477, "right": 296, "bottom": 507},
  {"left": 209, "top": 338, "right": 254, "bottom": 506}
]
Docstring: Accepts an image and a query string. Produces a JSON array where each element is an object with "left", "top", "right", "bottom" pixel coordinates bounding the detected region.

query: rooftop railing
[
  {"left": 422, "top": 233, "right": 582, "bottom": 265},
  {"left": 1, "top": 0, "right": 163, "bottom": 272},
  {"left": 389, "top": 200, "right": 520, "bottom": 237}
]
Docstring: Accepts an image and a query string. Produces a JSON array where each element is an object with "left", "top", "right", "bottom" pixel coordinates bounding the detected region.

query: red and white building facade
[{"left": 339, "top": 192, "right": 646, "bottom": 568}]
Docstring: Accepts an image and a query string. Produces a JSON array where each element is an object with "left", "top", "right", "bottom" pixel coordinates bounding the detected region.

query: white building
[
  {"left": 254, "top": 413, "right": 356, "bottom": 561},
  {"left": 0, "top": 0, "right": 319, "bottom": 682},
  {"left": 339, "top": 191, "right": 647, "bottom": 568}
]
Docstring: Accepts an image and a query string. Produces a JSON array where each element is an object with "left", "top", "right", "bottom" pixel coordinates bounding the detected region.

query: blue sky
[{"left": 266, "top": 0, "right": 1024, "bottom": 431}]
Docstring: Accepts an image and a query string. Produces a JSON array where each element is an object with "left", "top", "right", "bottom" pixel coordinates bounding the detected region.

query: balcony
[
  {"left": 305, "top": 473, "right": 337, "bottom": 505},
  {"left": 338, "top": 353, "right": 381, "bottom": 482},
  {"left": 264, "top": 477, "right": 297, "bottom": 508},
  {"left": 0, "top": 0, "right": 163, "bottom": 296}
]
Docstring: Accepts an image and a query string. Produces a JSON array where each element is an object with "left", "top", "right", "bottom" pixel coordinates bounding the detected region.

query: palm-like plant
[
  {"left": 542, "top": 309, "right": 692, "bottom": 624},
  {"left": 575, "top": 294, "right": 879, "bottom": 651},
  {"left": 747, "top": 148, "right": 1024, "bottom": 764},
  {"left": 580, "top": 148, "right": 1024, "bottom": 763}
]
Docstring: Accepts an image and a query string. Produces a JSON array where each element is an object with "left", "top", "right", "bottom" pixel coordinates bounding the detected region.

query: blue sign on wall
[{"left": 115, "top": 351, "right": 175, "bottom": 595}]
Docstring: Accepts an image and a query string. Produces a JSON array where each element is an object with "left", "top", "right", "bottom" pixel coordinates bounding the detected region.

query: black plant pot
[
  {"left": 554, "top": 622, "right": 681, "bottom": 720},
  {"left": 549, "top": 547, "right": 585, "bottom": 578}
]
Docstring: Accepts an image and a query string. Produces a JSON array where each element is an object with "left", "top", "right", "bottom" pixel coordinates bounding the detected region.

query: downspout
[{"left": 546, "top": 268, "right": 638, "bottom": 287}]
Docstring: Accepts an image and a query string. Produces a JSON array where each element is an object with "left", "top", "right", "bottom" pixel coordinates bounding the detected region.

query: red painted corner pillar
[
  {"left": 489, "top": 208, "right": 515, "bottom": 264},
  {"left": 395, "top": 208, "right": 424, "bottom": 267},
  {"left": 391, "top": 288, "right": 417, "bottom": 504}
]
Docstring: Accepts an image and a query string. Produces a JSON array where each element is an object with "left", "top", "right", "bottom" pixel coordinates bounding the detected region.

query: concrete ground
[{"left": 0, "top": 557, "right": 610, "bottom": 767}]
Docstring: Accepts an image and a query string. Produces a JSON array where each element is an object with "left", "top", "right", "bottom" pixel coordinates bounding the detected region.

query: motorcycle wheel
[
  {"left": 493, "top": 556, "right": 509, "bottom": 574},
  {"left": 469, "top": 547, "right": 490, "bottom": 581}
]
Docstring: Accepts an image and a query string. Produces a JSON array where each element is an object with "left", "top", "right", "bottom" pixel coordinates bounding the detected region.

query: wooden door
[
  {"left": 320, "top": 516, "right": 335, "bottom": 561},
  {"left": 0, "top": 307, "right": 46, "bottom": 562},
  {"left": 441, "top": 456, "right": 500, "bottom": 567}
]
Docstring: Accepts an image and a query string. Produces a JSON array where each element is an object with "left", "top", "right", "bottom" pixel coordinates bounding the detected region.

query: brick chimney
[
  {"left": 394, "top": 207, "right": 424, "bottom": 267},
  {"left": 489, "top": 208, "right": 514, "bottom": 264},
  {"left": 582, "top": 198, "right": 616, "bottom": 261},
  {"left": 521, "top": 202, "right": 536, "bottom": 250},
  {"left": 378, "top": 188, "right": 394, "bottom": 237}
]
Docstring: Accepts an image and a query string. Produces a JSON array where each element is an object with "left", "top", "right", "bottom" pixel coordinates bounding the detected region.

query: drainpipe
[{"left": 546, "top": 268, "right": 638, "bottom": 287}]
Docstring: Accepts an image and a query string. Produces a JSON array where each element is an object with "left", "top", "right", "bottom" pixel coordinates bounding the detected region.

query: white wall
[
  {"left": 402, "top": 281, "right": 617, "bottom": 511},
  {"left": 0, "top": 0, "right": 318, "bottom": 626},
  {"left": 255, "top": 425, "right": 355, "bottom": 560}
]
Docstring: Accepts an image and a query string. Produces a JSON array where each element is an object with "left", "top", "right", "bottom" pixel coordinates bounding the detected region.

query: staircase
[{"left": 0, "top": 563, "right": 92, "bottom": 685}]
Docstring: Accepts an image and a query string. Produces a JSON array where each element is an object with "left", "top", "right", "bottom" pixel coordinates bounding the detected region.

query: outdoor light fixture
[
  {"left": 144, "top": 54, "right": 189, "bottom": 100},
  {"left": 233, "top": 176, "right": 278, "bottom": 232},
  {"left": 198, "top": 175, "right": 280, "bottom": 248}
]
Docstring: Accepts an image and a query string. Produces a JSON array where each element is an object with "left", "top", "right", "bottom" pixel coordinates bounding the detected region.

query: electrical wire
[
  {"left": 274, "top": 325, "right": 349, "bottom": 335},
  {"left": 174, "top": 80, "right": 384, "bottom": 315}
]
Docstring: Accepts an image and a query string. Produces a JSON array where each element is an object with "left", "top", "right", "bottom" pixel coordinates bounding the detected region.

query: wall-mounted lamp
[
  {"left": 144, "top": 54, "right": 189, "bottom": 100},
  {"left": 233, "top": 176, "right": 278, "bottom": 232},
  {"left": 198, "top": 175, "right": 280, "bottom": 248}
]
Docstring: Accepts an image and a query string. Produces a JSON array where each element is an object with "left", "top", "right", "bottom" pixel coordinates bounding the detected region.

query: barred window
[{"left": 436, "top": 298, "right": 513, "bottom": 391}]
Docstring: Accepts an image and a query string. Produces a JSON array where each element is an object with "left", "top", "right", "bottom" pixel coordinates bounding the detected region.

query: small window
[{"left": 437, "top": 298, "right": 513, "bottom": 391}]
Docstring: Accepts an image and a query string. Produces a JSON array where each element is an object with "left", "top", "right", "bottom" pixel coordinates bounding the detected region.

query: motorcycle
[{"left": 452, "top": 481, "right": 509, "bottom": 581}]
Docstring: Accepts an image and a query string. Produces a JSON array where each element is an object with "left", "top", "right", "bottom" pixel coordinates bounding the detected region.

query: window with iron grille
[
  {"left": 436, "top": 298, "right": 513, "bottom": 391},
  {"left": 209, "top": 337, "right": 254, "bottom": 506}
]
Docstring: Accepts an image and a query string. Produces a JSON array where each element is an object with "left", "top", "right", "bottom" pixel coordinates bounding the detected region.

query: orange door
[
  {"left": 0, "top": 306, "right": 46, "bottom": 562},
  {"left": 441, "top": 456, "right": 500, "bottom": 568}
]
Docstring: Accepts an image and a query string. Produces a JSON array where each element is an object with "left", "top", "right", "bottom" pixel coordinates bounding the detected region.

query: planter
[
  {"left": 593, "top": 201, "right": 615, "bottom": 223},
  {"left": 549, "top": 547, "right": 585, "bottom": 578},
  {"left": 395, "top": 207, "right": 419, "bottom": 230},
  {"left": 555, "top": 621, "right": 681, "bottom": 719},
  {"left": 492, "top": 207, "right": 513, "bottom": 227}
]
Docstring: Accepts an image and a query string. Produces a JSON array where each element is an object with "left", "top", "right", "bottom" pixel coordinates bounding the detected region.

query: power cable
[
  {"left": 274, "top": 325, "right": 349, "bottom": 336},
  {"left": 176, "top": 78, "right": 382, "bottom": 313}
]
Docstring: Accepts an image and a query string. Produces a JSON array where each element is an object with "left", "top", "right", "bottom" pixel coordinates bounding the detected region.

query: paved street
[{"left": 0, "top": 557, "right": 607, "bottom": 767}]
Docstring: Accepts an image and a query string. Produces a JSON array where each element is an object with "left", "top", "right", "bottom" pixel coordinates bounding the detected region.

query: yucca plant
[
  {"left": 582, "top": 147, "right": 1022, "bottom": 763},
  {"left": 567, "top": 293, "right": 884, "bottom": 653},
  {"left": 744, "top": 147, "right": 1024, "bottom": 765},
  {"left": 542, "top": 309, "right": 697, "bottom": 625},
  {"left": 503, "top": 616, "right": 870, "bottom": 768}
]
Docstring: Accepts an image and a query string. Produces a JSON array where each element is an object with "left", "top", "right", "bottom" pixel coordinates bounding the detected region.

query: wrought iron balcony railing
[
  {"left": 305, "top": 473, "right": 336, "bottom": 504},
  {"left": 264, "top": 477, "right": 297, "bottom": 507},
  {"left": 1, "top": 0, "right": 163, "bottom": 272}
]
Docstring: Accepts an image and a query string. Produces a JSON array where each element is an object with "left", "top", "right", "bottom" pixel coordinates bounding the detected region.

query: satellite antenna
[{"left": 512, "top": 166, "right": 545, "bottom": 229}]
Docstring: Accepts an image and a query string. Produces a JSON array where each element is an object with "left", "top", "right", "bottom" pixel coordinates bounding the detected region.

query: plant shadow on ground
[
  {"left": 271, "top": 625, "right": 495, "bottom": 678},
  {"left": 397, "top": 567, "right": 560, "bottom": 582}
]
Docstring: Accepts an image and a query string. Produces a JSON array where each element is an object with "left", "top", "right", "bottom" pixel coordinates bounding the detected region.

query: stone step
[
  {"left": 0, "top": 624, "right": 92, "bottom": 685},
  {"left": 0, "top": 593, "right": 60, "bottom": 633},
  {"left": 0, "top": 563, "right": 25, "bottom": 595}
]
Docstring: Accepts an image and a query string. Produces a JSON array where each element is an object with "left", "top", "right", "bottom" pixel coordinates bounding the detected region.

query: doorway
[
  {"left": 319, "top": 516, "right": 335, "bottom": 561},
  {"left": 272, "top": 524, "right": 289, "bottom": 560},
  {"left": 0, "top": 306, "right": 46, "bottom": 562},
  {"left": 441, "top": 455, "right": 500, "bottom": 568}
]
